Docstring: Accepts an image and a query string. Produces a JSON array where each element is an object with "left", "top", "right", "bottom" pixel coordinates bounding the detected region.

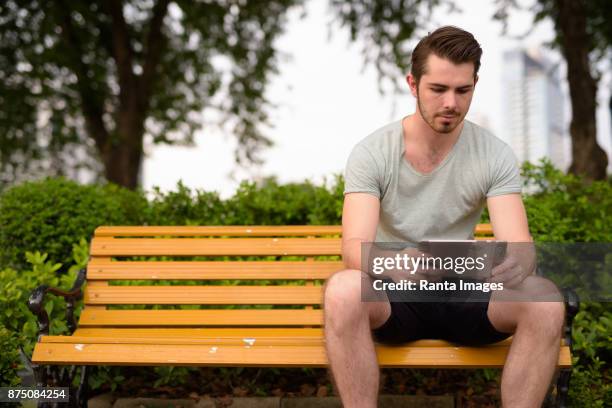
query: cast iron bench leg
[{"left": 555, "top": 368, "right": 571, "bottom": 408}]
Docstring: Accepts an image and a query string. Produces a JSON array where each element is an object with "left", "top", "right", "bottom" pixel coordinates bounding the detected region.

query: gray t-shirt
[{"left": 344, "top": 119, "right": 522, "bottom": 244}]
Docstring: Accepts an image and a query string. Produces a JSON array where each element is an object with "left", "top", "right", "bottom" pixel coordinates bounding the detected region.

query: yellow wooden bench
[{"left": 27, "top": 224, "right": 577, "bottom": 407}]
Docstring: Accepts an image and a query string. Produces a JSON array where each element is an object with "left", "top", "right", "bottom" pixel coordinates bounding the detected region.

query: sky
[{"left": 143, "top": 0, "right": 612, "bottom": 198}]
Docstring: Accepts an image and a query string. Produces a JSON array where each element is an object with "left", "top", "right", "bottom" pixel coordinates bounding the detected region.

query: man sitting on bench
[{"left": 323, "top": 26, "right": 565, "bottom": 408}]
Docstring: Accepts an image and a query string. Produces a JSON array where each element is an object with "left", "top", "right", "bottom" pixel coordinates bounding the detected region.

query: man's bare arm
[
  {"left": 487, "top": 193, "right": 536, "bottom": 286},
  {"left": 343, "top": 193, "right": 436, "bottom": 281},
  {"left": 487, "top": 193, "right": 531, "bottom": 242},
  {"left": 342, "top": 193, "right": 380, "bottom": 271}
]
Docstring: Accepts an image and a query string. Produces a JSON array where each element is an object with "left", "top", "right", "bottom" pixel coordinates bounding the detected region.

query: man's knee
[
  {"left": 517, "top": 275, "right": 564, "bottom": 301},
  {"left": 324, "top": 269, "right": 391, "bottom": 332},
  {"left": 519, "top": 276, "right": 565, "bottom": 334},
  {"left": 520, "top": 300, "right": 565, "bottom": 339},
  {"left": 324, "top": 269, "right": 374, "bottom": 330},
  {"left": 324, "top": 269, "right": 365, "bottom": 311}
]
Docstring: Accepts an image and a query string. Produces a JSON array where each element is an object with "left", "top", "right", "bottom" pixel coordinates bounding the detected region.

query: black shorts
[{"left": 371, "top": 279, "right": 512, "bottom": 346}]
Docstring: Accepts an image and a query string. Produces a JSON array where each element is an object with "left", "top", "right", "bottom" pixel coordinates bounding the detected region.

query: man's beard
[{"left": 417, "top": 96, "right": 462, "bottom": 134}]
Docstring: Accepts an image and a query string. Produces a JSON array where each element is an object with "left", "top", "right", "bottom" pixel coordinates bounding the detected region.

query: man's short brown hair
[{"left": 411, "top": 26, "right": 482, "bottom": 83}]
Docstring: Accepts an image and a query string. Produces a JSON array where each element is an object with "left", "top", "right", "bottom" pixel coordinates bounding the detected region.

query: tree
[
  {"left": 0, "top": 0, "right": 446, "bottom": 190},
  {"left": 495, "top": 0, "right": 611, "bottom": 181},
  {"left": 0, "top": 0, "right": 302, "bottom": 189}
]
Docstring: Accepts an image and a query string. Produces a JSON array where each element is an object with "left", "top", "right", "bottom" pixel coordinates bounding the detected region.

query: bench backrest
[{"left": 81, "top": 225, "right": 494, "bottom": 330}]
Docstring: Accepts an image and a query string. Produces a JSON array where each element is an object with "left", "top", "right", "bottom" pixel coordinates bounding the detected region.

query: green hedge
[
  {"left": 0, "top": 178, "right": 148, "bottom": 271},
  {"left": 520, "top": 161, "right": 612, "bottom": 242},
  {"left": 0, "top": 176, "right": 344, "bottom": 272},
  {"left": 0, "top": 162, "right": 609, "bottom": 404},
  {"left": 146, "top": 176, "right": 343, "bottom": 226}
]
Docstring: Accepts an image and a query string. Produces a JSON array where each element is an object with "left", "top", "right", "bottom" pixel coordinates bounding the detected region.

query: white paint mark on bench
[
  {"left": 243, "top": 338, "right": 256, "bottom": 347},
  {"left": 209, "top": 346, "right": 218, "bottom": 354},
  {"left": 74, "top": 344, "right": 84, "bottom": 351},
  {"left": 246, "top": 229, "right": 253, "bottom": 233}
]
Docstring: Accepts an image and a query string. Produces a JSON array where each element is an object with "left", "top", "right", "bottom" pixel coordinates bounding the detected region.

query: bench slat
[
  {"left": 95, "top": 226, "right": 343, "bottom": 237},
  {"left": 65, "top": 328, "right": 565, "bottom": 348},
  {"left": 41, "top": 335, "right": 515, "bottom": 347},
  {"left": 94, "top": 224, "right": 493, "bottom": 237},
  {"left": 90, "top": 237, "right": 496, "bottom": 256},
  {"left": 87, "top": 260, "right": 343, "bottom": 280},
  {"left": 90, "top": 238, "right": 342, "bottom": 256},
  {"left": 31, "top": 342, "right": 572, "bottom": 368},
  {"left": 84, "top": 286, "right": 323, "bottom": 305},
  {"left": 69, "top": 328, "right": 516, "bottom": 346},
  {"left": 73, "top": 328, "right": 326, "bottom": 338},
  {"left": 474, "top": 223, "right": 493, "bottom": 236},
  {"left": 78, "top": 309, "right": 324, "bottom": 326},
  {"left": 42, "top": 335, "right": 325, "bottom": 346}
]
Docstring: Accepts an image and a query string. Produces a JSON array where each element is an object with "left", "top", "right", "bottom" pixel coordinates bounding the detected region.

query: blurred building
[
  {"left": 468, "top": 111, "right": 493, "bottom": 132},
  {"left": 502, "top": 48, "right": 569, "bottom": 170}
]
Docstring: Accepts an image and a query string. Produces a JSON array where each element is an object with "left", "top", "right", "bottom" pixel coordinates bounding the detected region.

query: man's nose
[{"left": 442, "top": 91, "right": 457, "bottom": 111}]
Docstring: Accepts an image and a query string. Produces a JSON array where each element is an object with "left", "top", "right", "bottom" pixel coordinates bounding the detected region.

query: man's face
[{"left": 408, "top": 53, "right": 477, "bottom": 134}]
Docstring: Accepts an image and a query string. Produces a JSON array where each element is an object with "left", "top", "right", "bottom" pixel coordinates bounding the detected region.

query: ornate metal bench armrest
[
  {"left": 561, "top": 287, "right": 580, "bottom": 348},
  {"left": 27, "top": 268, "right": 87, "bottom": 340}
]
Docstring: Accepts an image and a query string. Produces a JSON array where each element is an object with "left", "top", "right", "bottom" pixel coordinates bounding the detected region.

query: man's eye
[
  {"left": 431, "top": 88, "right": 444, "bottom": 93},
  {"left": 457, "top": 89, "right": 469, "bottom": 94}
]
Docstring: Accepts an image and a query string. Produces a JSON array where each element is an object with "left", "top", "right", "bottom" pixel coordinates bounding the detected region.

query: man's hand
[{"left": 487, "top": 252, "right": 529, "bottom": 288}]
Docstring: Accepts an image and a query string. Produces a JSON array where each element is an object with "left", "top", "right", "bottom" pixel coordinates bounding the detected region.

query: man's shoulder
[
  {"left": 353, "top": 119, "right": 403, "bottom": 153},
  {"left": 463, "top": 120, "right": 511, "bottom": 154}
]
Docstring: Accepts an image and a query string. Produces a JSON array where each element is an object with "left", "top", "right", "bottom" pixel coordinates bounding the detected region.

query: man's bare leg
[
  {"left": 488, "top": 276, "right": 565, "bottom": 407},
  {"left": 323, "top": 269, "right": 391, "bottom": 408}
]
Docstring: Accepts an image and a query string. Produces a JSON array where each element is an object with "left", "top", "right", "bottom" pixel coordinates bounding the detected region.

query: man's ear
[{"left": 407, "top": 73, "right": 418, "bottom": 97}]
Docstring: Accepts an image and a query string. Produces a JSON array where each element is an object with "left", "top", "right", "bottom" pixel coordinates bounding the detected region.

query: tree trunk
[
  {"left": 96, "top": 0, "right": 168, "bottom": 190},
  {"left": 102, "top": 138, "right": 143, "bottom": 190},
  {"left": 102, "top": 100, "right": 145, "bottom": 189},
  {"left": 555, "top": 0, "right": 608, "bottom": 180}
]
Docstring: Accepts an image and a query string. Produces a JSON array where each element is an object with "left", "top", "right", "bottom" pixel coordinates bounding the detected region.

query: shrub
[
  {"left": 0, "top": 176, "right": 344, "bottom": 273},
  {"left": 0, "top": 178, "right": 148, "bottom": 271},
  {"left": 223, "top": 176, "right": 343, "bottom": 225},
  {"left": 520, "top": 160, "right": 612, "bottom": 242},
  {"left": 147, "top": 181, "right": 226, "bottom": 225},
  {"left": 0, "top": 322, "right": 23, "bottom": 387},
  {"left": 568, "top": 302, "right": 612, "bottom": 406},
  {"left": 0, "top": 241, "right": 87, "bottom": 386}
]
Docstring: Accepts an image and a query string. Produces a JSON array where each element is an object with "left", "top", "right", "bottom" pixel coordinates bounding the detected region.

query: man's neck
[{"left": 401, "top": 112, "right": 465, "bottom": 174}]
